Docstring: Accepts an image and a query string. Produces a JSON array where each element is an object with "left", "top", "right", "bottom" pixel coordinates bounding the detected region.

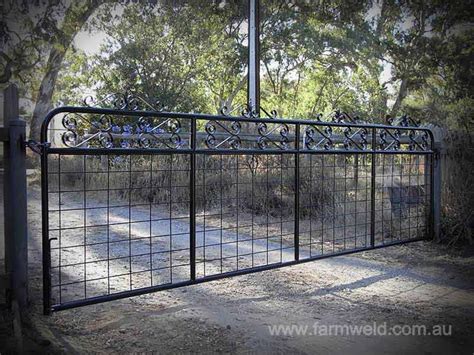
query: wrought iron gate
[{"left": 40, "top": 99, "right": 434, "bottom": 314}]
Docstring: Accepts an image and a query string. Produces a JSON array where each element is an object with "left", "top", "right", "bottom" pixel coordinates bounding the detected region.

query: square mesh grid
[{"left": 46, "top": 151, "right": 432, "bottom": 307}]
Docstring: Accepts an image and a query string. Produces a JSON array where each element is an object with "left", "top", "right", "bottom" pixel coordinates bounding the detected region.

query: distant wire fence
[{"left": 35, "top": 93, "right": 437, "bottom": 313}]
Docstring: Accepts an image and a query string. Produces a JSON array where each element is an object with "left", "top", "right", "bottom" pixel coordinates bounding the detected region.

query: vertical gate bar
[
  {"left": 41, "top": 149, "right": 51, "bottom": 314},
  {"left": 370, "top": 127, "right": 376, "bottom": 247},
  {"left": 190, "top": 118, "right": 196, "bottom": 280},
  {"left": 294, "top": 123, "right": 300, "bottom": 261}
]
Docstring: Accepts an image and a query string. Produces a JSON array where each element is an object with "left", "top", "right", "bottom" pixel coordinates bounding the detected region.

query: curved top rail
[
  {"left": 40, "top": 105, "right": 434, "bottom": 153},
  {"left": 41, "top": 106, "right": 434, "bottom": 138}
]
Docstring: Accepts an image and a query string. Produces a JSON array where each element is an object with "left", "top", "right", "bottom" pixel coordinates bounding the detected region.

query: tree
[
  {"left": 1, "top": 0, "right": 162, "bottom": 139},
  {"left": 31, "top": 0, "right": 116, "bottom": 140},
  {"left": 368, "top": 0, "right": 472, "bottom": 118},
  {"left": 258, "top": 0, "right": 387, "bottom": 119},
  {"left": 56, "top": 2, "right": 249, "bottom": 114}
]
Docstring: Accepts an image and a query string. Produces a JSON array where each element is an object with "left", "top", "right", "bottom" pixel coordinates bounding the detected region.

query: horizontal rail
[{"left": 45, "top": 147, "right": 434, "bottom": 155}]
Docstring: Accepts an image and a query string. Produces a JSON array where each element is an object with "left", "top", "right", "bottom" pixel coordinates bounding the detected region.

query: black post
[
  {"left": 248, "top": 0, "right": 260, "bottom": 115},
  {"left": 3, "top": 84, "right": 28, "bottom": 309}
]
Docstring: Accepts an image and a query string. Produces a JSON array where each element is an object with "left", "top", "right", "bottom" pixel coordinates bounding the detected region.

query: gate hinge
[{"left": 25, "top": 140, "right": 50, "bottom": 154}]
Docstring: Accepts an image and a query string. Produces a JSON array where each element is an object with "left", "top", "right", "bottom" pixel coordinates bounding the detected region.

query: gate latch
[{"left": 25, "top": 140, "right": 50, "bottom": 154}]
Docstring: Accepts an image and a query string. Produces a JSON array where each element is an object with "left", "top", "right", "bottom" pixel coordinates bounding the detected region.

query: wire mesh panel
[
  {"left": 298, "top": 154, "right": 372, "bottom": 258},
  {"left": 298, "top": 153, "right": 432, "bottom": 259},
  {"left": 40, "top": 103, "right": 434, "bottom": 313},
  {"left": 195, "top": 154, "right": 295, "bottom": 277},
  {"left": 373, "top": 154, "right": 431, "bottom": 245},
  {"left": 47, "top": 153, "right": 191, "bottom": 306}
]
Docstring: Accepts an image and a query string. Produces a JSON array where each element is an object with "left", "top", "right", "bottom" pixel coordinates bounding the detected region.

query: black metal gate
[{"left": 40, "top": 99, "right": 434, "bottom": 313}]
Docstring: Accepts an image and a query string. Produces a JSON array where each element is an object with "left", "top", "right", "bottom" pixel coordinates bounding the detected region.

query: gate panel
[
  {"left": 195, "top": 154, "right": 296, "bottom": 277},
  {"left": 374, "top": 154, "right": 432, "bottom": 245},
  {"left": 40, "top": 105, "right": 434, "bottom": 313},
  {"left": 298, "top": 153, "right": 432, "bottom": 259},
  {"left": 46, "top": 153, "right": 191, "bottom": 308},
  {"left": 298, "top": 153, "right": 373, "bottom": 258}
]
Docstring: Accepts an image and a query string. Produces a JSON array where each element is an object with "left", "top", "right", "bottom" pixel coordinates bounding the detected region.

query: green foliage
[
  {"left": 55, "top": 2, "right": 248, "bottom": 113},
  {"left": 53, "top": 1, "right": 472, "bottom": 127}
]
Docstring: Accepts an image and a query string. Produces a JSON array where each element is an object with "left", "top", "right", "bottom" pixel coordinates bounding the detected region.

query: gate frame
[{"left": 40, "top": 105, "right": 437, "bottom": 314}]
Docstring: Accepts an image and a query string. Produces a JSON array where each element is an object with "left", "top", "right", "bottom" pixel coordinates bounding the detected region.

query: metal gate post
[{"left": 3, "top": 84, "right": 28, "bottom": 309}]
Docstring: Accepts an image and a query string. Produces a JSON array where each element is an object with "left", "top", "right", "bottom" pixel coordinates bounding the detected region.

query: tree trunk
[
  {"left": 29, "top": 48, "right": 66, "bottom": 140},
  {"left": 29, "top": 0, "right": 107, "bottom": 140},
  {"left": 219, "top": 74, "right": 247, "bottom": 114},
  {"left": 390, "top": 78, "right": 408, "bottom": 118}
]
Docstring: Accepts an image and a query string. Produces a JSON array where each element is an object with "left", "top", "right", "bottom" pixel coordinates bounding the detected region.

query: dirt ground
[{"left": 15, "top": 186, "right": 473, "bottom": 355}]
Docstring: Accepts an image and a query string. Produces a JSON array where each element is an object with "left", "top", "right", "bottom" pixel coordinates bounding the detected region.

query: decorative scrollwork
[
  {"left": 220, "top": 102, "right": 278, "bottom": 120},
  {"left": 377, "top": 126, "right": 431, "bottom": 152},
  {"left": 408, "top": 130, "right": 430, "bottom": 151},
  {"left": 304, "top": 125, "right": 334, "bottom": 150},
  {"left": 205, "top": 120, "right": 242, "bottom": 149},
  {"left": 256, "top": 122, "right": 290, "bottom": 150},
  {"left": 310, "top": 110, "right": 365, "bottom": 124},
  {"left": 219, "top": 103, "right": 248, "bottom": 117},
  {"left": 48, "top": 99, "right": 432, "bottom": 152},
  {"left": 260, "top": 107, "right": 278, "bottom": 119},
  {"left": 379, "top": 128, "right": 401, "bottom": 151},
  {"left": 59, "top": 112, "right": 184, "bottom": 149},
  {"left": 137, "top": 117, "right": 182, "bottom": 149},
  {"left": 332, "top": 110, "right": 363, "bottom": 124},
  {"left": 51, "top": 92, "right": 185, "bottom": 149},
  {"left": 220, "top": 101, "right": 278, "bottom": 119},
  {"left": 241, "top": 104, "right": 259, "bottom": 119},
  {"left": 61, "top": 113, "right": 114, "bottom": 148},
  {"left": 343, "top": 126, "right": 368, "bottom": 150},
  {"left": 304, "top": 124, "right": 369, "bottom": 152}
]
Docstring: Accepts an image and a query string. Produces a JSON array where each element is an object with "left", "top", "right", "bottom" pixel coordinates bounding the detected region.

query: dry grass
[{"left": 440, "top": 132, "right": 474, "bottom": 245}]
